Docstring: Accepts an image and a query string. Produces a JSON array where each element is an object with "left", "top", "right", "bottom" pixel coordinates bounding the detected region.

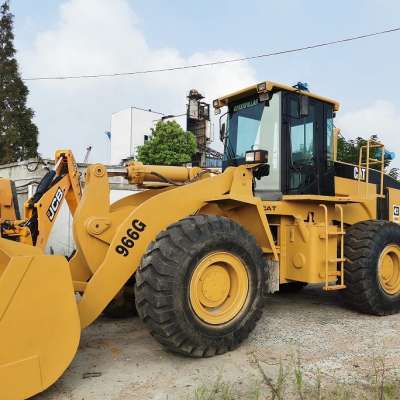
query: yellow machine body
[{"left": 1, "top": 82, "right": 400, "bottom": 398}]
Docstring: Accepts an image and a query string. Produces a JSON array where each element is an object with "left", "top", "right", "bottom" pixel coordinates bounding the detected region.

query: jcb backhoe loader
[
  {"left": 0, "top": 149, "right": 81, "bottom": 249},
  {"left": 2, "top": 81, "right": 400, "bottom": 399}
]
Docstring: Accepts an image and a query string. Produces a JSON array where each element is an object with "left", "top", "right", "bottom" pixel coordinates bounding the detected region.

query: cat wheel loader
[{"left": 2, "top": 81, "right": 400, "bottom": 399}]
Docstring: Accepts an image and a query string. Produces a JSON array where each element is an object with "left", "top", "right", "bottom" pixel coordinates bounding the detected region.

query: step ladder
[
  {"left": 357, "top": 139, "right": 385, "bottom": 199},
  {"left": 319, "top": 204, "right": 346, "bottom": 291}
]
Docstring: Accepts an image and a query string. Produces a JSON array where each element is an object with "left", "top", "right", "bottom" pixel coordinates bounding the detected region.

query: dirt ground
[{"left": 34, "top": 285, "right": 400, "bottom": 400}]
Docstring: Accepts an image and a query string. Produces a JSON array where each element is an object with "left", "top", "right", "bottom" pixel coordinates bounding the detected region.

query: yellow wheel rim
[
  {"left": 189, "top": 252, "right": 249, "bottom": 325},
  {"left": 378, "top": 244, "right": 400, "bottom": 295}
]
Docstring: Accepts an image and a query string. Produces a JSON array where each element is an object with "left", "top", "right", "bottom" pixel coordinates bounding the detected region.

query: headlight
[
  {"left": 245, "top": 150, "right": 268, "bottom": 163},
  {"left": 257, "top": 82, "right": 267, "bottom": 93}
]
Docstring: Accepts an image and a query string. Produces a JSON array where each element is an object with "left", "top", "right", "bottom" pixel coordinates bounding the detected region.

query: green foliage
[
  {"left": 388, "top": 168, "right": 400, "bottom": 180},
  {"left": 337, "top": 134, "right": 386, "bottom": 166},
  {"left": 137, "top": 120, "right": 197, "bottom": 165},
  {"left": 192, "top": 376, "right": 235, "bottom": 400},
  {"left": 337, "top": 134, "right": 399, "bottom": 180},
  {"left": 0, "top": 1, "right": 39, "bottom": 164}
]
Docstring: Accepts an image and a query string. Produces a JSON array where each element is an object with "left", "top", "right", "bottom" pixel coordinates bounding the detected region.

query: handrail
[
  {"left": 320, "top": 204, "right": 329, "bottom": 290},
  {"left": 319, "top": 204, "right": 346, "bottom": 291},
  {"left": 357, "top": 138, "right": 385, "bottom": 199},
  {"left": 335, "top": 204, "right": 345, "bottom": 287}
]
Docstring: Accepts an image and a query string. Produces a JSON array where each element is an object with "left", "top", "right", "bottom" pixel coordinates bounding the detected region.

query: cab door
[{"left": 282, "top": 92, "right": 333, "bottom": 195}]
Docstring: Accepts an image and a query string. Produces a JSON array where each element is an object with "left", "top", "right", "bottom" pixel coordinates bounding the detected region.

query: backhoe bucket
[{"left": 0, "top": 239, "right": 80, "bottom": 400}]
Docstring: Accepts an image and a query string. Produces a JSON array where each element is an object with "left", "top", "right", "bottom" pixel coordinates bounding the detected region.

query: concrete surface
[{"left": 34, "top": 285, "right": 400, "bottom": 399}]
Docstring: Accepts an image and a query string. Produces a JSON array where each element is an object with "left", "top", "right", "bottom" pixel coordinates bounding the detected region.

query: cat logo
[
  {"left": 46, "top": 187, "right": 64, "bottom": 221},
  {"left": 353, "top": 166, "right": 366, "bottom": 181},
  {"left": 394, "top": 205, "right": 400, "bottom": 223},
  {"left": 265, "top": 205, "right": 277, "bottom": 212}
]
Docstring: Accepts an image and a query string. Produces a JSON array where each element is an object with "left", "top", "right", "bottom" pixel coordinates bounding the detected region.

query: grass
[
  {"left": 186, "top": 353, "right": 400, "bottom": 400},
  {"left": 191, "top": 376, "right": 236, "bottom": 400}
]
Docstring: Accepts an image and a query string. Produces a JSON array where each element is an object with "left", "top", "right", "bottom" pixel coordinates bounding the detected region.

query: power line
[
  {"left": 129, "top": 106, "right": 165, "bottom": 115},
  {"left": 23, "top": 27, "right": 400, "bottom": 82}
]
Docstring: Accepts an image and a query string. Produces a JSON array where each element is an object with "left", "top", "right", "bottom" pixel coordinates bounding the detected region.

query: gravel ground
[{"left": 34, "top": 285, "right": 400, "bottom": 399}]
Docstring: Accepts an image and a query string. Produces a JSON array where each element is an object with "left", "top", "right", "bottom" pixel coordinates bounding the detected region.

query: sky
[{"left": 10, "top": 0, "right": 400, "bottom": 166}]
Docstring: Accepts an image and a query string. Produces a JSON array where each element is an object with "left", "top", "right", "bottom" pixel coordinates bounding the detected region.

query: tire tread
[{"left": 135, "top": 215, "right": 266, "bottom": 357}]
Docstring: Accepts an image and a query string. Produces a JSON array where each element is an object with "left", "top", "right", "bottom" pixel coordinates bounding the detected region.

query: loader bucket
[{"left": 0, "top": 239, "right": 80, "bottom": 400}]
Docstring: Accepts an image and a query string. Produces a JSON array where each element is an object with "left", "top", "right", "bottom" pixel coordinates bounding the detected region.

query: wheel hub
[
  {"left": 378, "top": 245, "right": 400, "bottom": 295},
  {"left": 199, "top": 265, "right": 230, "bottom": 307},
  {"left": 190, "top": 252, "right": 249, "bottom": 325}
]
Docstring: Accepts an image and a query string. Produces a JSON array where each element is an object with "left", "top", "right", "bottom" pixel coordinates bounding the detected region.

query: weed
[
  {"left": 191, "top": 375, "right": 235, "bottom": 400},
  {"left": 188, "top": 353, "right": 400, "bottom": 400}
]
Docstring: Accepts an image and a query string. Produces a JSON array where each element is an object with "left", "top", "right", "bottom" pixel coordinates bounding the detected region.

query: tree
[
  {"left": 337, "top": 134, "right": 398, "bottom": 179},
  {"left": 0, "top": 1, "right": 38, "bottom": 164},
  {"left": 388, "top": 168, "right": 400, "bottom": 180},
  {"left": 137, "top": 120, "right": 197, "bottom": 165}
]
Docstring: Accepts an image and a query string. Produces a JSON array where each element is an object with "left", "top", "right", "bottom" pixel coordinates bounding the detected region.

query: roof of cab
[{"left": 214, "top": 81, "right": 340, "bottom": 111}]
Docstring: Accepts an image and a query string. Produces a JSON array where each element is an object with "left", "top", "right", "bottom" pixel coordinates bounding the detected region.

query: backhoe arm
[{"left": 20, "top": 150, "right": 82, "bottom": 248}]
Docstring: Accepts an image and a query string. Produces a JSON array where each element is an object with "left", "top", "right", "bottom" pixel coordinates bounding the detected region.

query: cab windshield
[
  {"left": 224, "top": 92, "right": 281, "bottom": 191},
  {"left": 225, "top": 99, "right": 264, "bottom": 159}
]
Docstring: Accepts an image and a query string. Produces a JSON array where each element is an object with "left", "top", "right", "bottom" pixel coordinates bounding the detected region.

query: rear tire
[
  {"left": 342, "top": 220, "right": 400, "bottom": 315},
  {"left": 135, "top": 215, "right": 266, "bottom": 357}
]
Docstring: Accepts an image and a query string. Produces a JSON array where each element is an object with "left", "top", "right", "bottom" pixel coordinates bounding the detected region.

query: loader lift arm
[{"left": 69, "top": 159, "right": 275, "bottom": 328}]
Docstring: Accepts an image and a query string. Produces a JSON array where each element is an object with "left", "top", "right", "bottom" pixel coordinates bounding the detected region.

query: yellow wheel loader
[{"left": 2, "top": 81, "right": 400, "bottom": 399}]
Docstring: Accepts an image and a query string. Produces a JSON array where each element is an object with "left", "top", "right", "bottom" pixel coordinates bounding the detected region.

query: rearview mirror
[{"left": 219, "top": 122, "right": 226, "bottom": 142}]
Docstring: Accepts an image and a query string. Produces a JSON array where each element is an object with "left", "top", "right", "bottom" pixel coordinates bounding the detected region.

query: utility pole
[{"left": 84, "top": 145, "right": 92, "bottom": 164}]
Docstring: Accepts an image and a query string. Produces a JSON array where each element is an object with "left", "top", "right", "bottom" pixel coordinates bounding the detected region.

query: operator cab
[{"left": 214, "top": 81, "right": 339, "bottom": 200}]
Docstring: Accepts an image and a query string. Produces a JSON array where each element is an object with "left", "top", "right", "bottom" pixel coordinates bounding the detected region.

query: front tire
[
  {"left": 135, "top": 215, "right": 266, "bottom": 357},
  {"left": 342, "top": 220, "right": 400, "bottom": 315}
]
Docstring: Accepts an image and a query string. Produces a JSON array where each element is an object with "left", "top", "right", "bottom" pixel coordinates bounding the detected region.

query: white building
[{"left": 110, "top": 107, "right": 164, "bottom": 164}]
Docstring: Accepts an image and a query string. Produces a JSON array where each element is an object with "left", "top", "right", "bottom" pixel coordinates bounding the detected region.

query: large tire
[
  {"left": 135, "top": 214, "right": 266, "bottom": 357},
  {"left": 342, "top": 220, "right": 400, "bottom": 315}
]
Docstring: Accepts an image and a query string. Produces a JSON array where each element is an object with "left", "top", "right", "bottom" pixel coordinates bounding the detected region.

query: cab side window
[{"left": 290, "top": 116, "right": 314, "bottom": 164}]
